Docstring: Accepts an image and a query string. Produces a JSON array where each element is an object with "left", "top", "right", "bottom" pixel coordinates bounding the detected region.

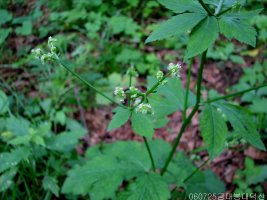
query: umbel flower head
[
  {"left": 114, "top": 87, "right": 126, "bottom": 102},
  {"left": 168, "top": 63, "right": 182, "bottom": 77},
  {"left": 31, "top": 36, "right": 59, "bottom": 64},
  {"left": 135, "top": 103, "right": 153, "bottom": 115},
  {"left": 129, "top": 86, "right": 139, "bottom": 98}
]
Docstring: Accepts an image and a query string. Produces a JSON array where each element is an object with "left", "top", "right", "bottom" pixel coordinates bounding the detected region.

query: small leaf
[
  {"left": 185, "top": 16, "right": 219, "bottom": 60},
  {"left": 42, "top": 176, "right": 60, "bottom": 197},
  {"left": 6, "top": 116, "right": 30, "bottom": 136},
  {"left": 213, "top": 102, "right": 266, "bottom": 151},
  {"left": 158, "top": 0, "right": 205, "bottom": 13},
  {"left": 108, "top": 108, "right": 131, "bottom": 131},
  {"left": 0, "top": 147, "right": 30, "bottom": 173},
  {"left": 131, "top": 112, "right": 154, "bottom": 138},
  {"left": 145, "top": 13, "right": 206, "bottom": 43},
  {"left": 200, "top": 104, "right": 227, "bottom": 158},
  {"left": 118, "top": 173, "right": 170, "bottom": 200},
  {"left": 219, "top": 14, "right": 257, "bottom": 47},
  {"left": 15, "top": 21, "right": 32, "bottom": 36},
  {"left": 0, "top": 168, "right": 17, "bottom": 192},
  {"left": 0, "top": 9, "right": 12, "bottom": 25}
]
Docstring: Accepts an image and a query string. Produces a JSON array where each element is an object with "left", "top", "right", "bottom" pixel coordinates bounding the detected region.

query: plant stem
[
  {"left": 183, "top": 159, "right": 210, "bottom": 183},
  {"left": 160, "top": 51, "right": 207, "bottom": 175},
  {"left": 58, "top": 61, "right": 128, "bottom": 109},
  {"left": 216, "top": 6, "right": 232, "bottom": 17},
  {"left": 198, "top": 0, "right": 213, "bottom": 16},
  {"left": 145, "top": 72, "right": 171, "bottom": 96},
  {"left": 143, "top": 136, "right": 156, "bottom": 171},
  {"left": 204, "top": 83, "right": 267, "bottom": 104},
  {"left": 215, "top": 0, "right": 224, "bottom": 15},
  {"left": 183, "top": 59, "right": 193, "bottom": 121}
]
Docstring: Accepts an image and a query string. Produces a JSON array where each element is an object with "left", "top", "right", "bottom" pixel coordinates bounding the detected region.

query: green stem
[
  {"left": 216, "top": 6, "right": 232, "bottom": 17},
  {"left": 143, "top": 137, "right": 156, "bottom": 172},
  {"left": 183, "top": 159, "right": 210, "bottom": 183},
  {"left": 145, "top": 72, "right": 171, "bottom": 96},
  {"left": 215, "top": 0, "right": 224, "bottom": 15},
  {"left": 183, "top": 59, "right": 193, "bottom": 121},
  {"left": 204, "top": 83, "right": 267, "bottom": 104},
  {"left": 198, "top": 0, "right": 213, "bottom": 16},
  {"left": 160, "top": 51, "right": 207, "bottom": 175},
  {"left": 58, "top": 61, "right": 128, "bottom": 109}
]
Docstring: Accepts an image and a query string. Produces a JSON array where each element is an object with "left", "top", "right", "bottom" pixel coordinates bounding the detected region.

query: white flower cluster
[
  {"left": 114, "top": 87, "right": 126, "bottom": 102},
  {"left": 168, "top": 63, "right": 182, "bottom": 77},
  {"left": 135, "top": 103, "right": 153, "bottom": 115},
  {"left": 129, "top": 86, "right": 139, "bottom": 98},
  {"left": 31, "top": 36, "right": 58, "bottom": 64}
]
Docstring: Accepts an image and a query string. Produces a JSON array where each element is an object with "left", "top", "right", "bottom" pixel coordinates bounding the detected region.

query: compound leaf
[
  {"left": 213, "top": 102, "right": 266, "bottom": 151},
  {"left": 185, "top": 16, "right": 219, "bottom": 60},
  {"left": 117, "top": 173, "right": 170, "bottom": 200},
  {"left": 219, "top": 14, "right": 257, "bottom": 47},
  {"left": 200, "top": 104, "right": 227, "bottom": 158},
  {"left": 158, "top": 0, "right": 205, "bottom": 13},
  {"left": 145, "top": 13, "right": 206, "bottom": 43}
]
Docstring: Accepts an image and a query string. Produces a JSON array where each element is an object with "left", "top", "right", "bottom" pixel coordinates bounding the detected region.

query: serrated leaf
[
  {"left": 6, "top": 116, "right": 30, "bottom": 136},
  {"left": 47, "top": 130, "right": 86, "bottom": 152},
  {"left": 0, "top": 147, "right": 30, "bottom": 173},
  {"left": 200, "top": 104, "right": 227, "bottom": 158},
  {"left": 145, "top": 13, "right": 206, "bottom": 43},
  {"left": 213, "top": 102, "right": 266, "bottom": 151},
  {"left": 185, "top": 16, "right": 219, "bottom": 60},
  {"left": 158, "top": 0, "right": 205, "bottom": 13},
  {"left": 117, "top": 173, "right": 170, "bottom": 200},
  {"left": 0, "top": 168, "right": 17, "bottom": 192},
  {"left": 147, "top": 77, "right": 196, "bottom": 118},
  {"left": 131, "top": 112, "right": 154, "bottom": 138},
  {"left": 219, "top": 14, "right": 257, "bottom": 46},
  {"left": 108, "top": 108, "right": 131, "bottom": 131},
  {"left": 42, "top": 176, "right": 59, "bottom": 197}
]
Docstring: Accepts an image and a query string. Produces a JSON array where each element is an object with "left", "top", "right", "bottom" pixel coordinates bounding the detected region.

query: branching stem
[
  {"left": 198, "top": 0, "right": 213, "bottom": 16},
  {"left": 161, "top": 51, "right": 207, "bottom": 175}
]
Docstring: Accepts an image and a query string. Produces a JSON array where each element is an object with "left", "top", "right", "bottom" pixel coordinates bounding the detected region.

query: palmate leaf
[
  {"left": 213, "top": 102, "right": 266, "bottom": 151},
  {"left": 117, "top": 173, "right": 170, "bottom": 200},
  {"left": 185, "top": 16, "right": 219, "bottom": 59},
  {"left": 219, "top": 14, "right": 257, "bottom": 47},
  {"left": 158, "top": 0, "right": 205, "bottom": 13},
  {"left": 63, "top": 140, "right": 170, "bottom": 199},
  {"left": 200, "top": 104, "right": 228, "bottom": 158},
  {"left": 145, "top": 13, "right": 206, "bottom": 43},
  {"left": 108, "top": 107, "right": 131, "bottom": 131}
]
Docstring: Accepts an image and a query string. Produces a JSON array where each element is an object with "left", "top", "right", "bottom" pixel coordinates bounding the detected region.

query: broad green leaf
[
  {"left": 219, "top": 14, "right": 257, "bottom": 46},
  {"left": 62, "top": 155, "right": 147, "bottom": 199},
  {"left": 42, "top": 176, "right": 60, "bottom": 197},
  {"left": 6, "top": 116, "right": 30, "bottom": 136},
  {"left": 47, "top": 130, "right": 86, "bottom": 152},
  {"left": 131, "top": 112, "right": 154, "bottom": 138},
  {"left": 0, "top": 168, "right": 17, "bottom": 192},
  {"left": 250, "top": 99, "right": 267, "bottom": 113},
  {"left": 158, "top": 0, "right": 205, "bottom": 13},
  {"left": 145, "top": 13, "right": 206, "bottom": 43},
  {"left": 117, "top": 173, "right": 170, "bottom": 200},
  {"left": 0, "top": 9, "right": 12, "bottom": 25},
  {"left": 0, "top": 28, "right": 11, "bottom": 45},
  {"left": 213, "top": 102, "right": 266, "bottom": 151},
  {"left": 15, "top": 21, "right": 32, "bottom": 36},
  {"left": 185, "top": 16, "right": 219, "bottom": 59},
  {"left": 0, "top": 147, "right": 30, "bottom": 173},
  {"left": 200, "top": 104, "right": 227, "bottom": 158},
  {"left": 108, "top": 108, "right": 131, "bottom": 131},
  {"left": 147, "top": 77, "right": 196, "bottom": 118},
  {"left": 185, "top": 170, "right": 225, "bottom": 195},
  {"left": 0, "top": 90, "right": 9, "bottom": 115}
]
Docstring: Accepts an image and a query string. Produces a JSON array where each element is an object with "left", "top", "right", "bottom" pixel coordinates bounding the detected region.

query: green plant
[
  {"left": 27, "top": 1, "right": 267, "bottom": 199},
  {"left": 233, "top": 157, "right": 267, "bottom": 197}
]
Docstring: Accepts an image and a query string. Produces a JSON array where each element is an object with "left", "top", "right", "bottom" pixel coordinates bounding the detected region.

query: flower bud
[
  {"left": 114, "top": 87, "right": 126, "bottom": 102},
  {"left": 156, "top": 70, "right": 164, "bottom": 81}
]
